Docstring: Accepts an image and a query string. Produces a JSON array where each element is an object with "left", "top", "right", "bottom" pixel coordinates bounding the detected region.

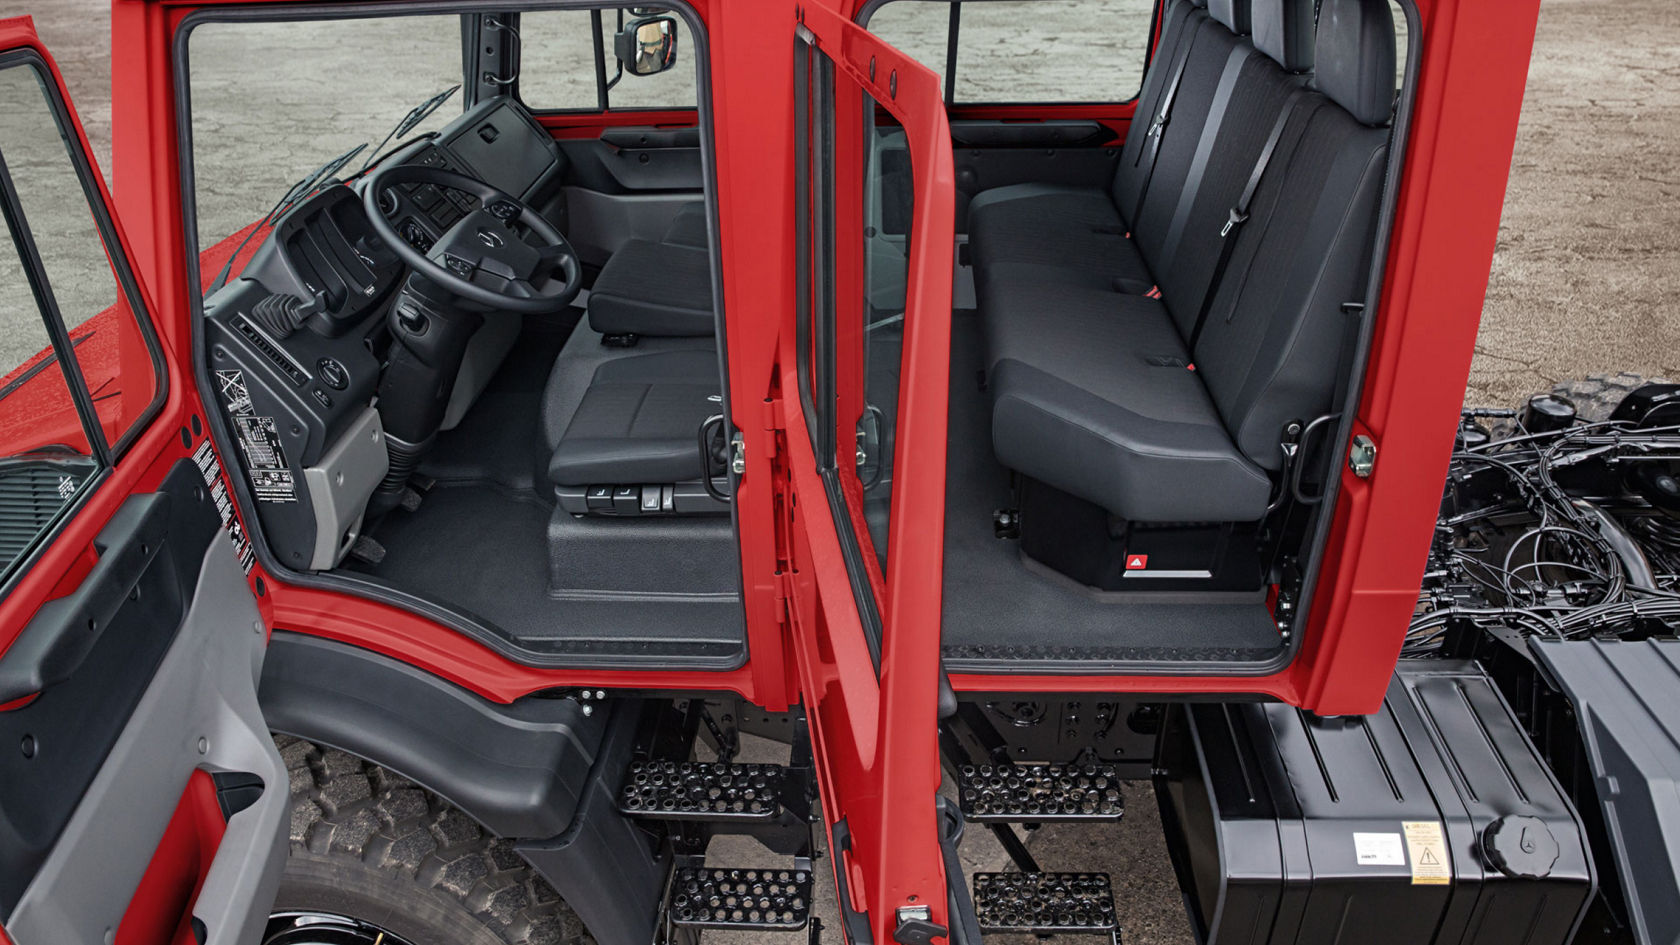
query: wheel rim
[{"left": 262, "top": 911, "right": 420, "bottom": 945}]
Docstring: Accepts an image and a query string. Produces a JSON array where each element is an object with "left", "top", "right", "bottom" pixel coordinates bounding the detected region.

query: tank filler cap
[{"left": 1482, "top": 815, "right": 1560, "bottom": 879}]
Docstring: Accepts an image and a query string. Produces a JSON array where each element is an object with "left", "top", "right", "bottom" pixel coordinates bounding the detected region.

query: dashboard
[{"left": 199, "top": 95, "right": 564, "bottom": 573}]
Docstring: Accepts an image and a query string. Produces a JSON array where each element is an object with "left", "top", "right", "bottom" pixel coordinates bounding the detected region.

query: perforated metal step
[
  {"left": 619, "top": 761, "right": 788, "bottom": 820},
  {"left": 972, "top": 871, "right": 1118, "bottom": 935},
  {"left": 668, "top": 866, "right": 813, "bottom": 930},
  {"left": 957, "top": 763, "right": 1125, "bottom": 822}
]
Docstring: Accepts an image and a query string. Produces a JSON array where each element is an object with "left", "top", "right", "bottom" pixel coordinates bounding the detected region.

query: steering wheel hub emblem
[{"left": 475, "top": 227, "right": 504, "bottom": 248}]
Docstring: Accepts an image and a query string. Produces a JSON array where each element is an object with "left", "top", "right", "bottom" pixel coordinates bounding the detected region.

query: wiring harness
[{"left": 1409, "top": 387, "right": 1680, "bottom": 657}]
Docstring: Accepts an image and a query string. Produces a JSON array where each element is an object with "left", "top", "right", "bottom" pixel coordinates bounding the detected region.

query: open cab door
[
  {"left": 777, "top": 3, "right": 958, "bottom": 942},
  {"left": 0, "top": 18, "right": 286, "bottom": 945}
]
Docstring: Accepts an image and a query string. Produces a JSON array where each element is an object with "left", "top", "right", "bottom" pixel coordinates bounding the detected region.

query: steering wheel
[{"left": 362, "top": 163, "right": 581, "bottom": 315}]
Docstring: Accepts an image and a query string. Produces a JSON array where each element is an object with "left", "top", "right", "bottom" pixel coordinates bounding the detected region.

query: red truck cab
[{"left": 0, "top": 0, "right": 1547, "bottom": 941}]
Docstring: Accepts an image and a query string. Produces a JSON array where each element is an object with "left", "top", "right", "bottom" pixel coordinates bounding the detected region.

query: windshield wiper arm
[
  {"left": 207, "top": 142, "right": 367, "bottom": 294},
  {"left": 359, "top": 85, "right": 460, "bottom": 176}
]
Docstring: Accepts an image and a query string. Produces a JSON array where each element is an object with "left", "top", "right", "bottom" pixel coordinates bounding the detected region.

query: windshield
[{"left": 187, "top": 15, "right": 465, "bottom": 247}]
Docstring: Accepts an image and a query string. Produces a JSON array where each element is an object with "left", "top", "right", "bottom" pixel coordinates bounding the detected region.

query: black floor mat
[
  {"left": 420, "top": 312, "right": 576, "bottom": 495},
  {"left": 349, "top": 312, "right": 745, "bottom": 667},
  {"left": 348, "top": 484, "right": 744, "bottom": 664},
  {"left": 940, "top": 310, "right": 1285, "bottom": 671}
]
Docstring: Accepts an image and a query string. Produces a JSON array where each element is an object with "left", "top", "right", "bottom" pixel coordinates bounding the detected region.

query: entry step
[
  {"left": 619, "top": 761, "right": 787, "bottom": 820},
  {"left": 972, "top": 872, "right": 1118, "bottom": 936},
  {"left": 668, "top": 866, "right": 813, "bottom": 930},
  {"left": 957, "top": 763, "right": 1125, "bottom": 822}
]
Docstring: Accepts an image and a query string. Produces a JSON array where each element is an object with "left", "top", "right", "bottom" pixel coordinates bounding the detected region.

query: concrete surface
[{"left": 1, "top": 1, "right": 1676, "bottom": 942}]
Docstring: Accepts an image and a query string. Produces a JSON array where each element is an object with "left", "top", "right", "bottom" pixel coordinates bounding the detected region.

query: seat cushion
[
  {"left": 985, "top": 289, "right": 1272, "bottom": 522},
  {"left": 547, "top": 349, "right": 721, "bottom": 486},
  {"left": 588, "top": 238, "right": 715, "bottom": 337},
  {"left": 967, "top": 184, "right": 1154, "bottom": 294}
]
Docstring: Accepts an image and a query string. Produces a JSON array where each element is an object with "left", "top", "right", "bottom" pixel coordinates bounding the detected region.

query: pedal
[
  {"left": 957, "top": 763, "right": 1124, "bottom": 822},
  {"left": 668, "top": 866, "right": 812, "bottom": 930},
  {"left": 398, "top": 487, "right": 424, "bottom": 512},
  {"left": 619, "top": 761, "right": 787, "bottom": 820},
  {"left": 972, "top": 872, "right": 1117, "bottom": 935},
  {"left": 348, "top": 535, "right": 386, "bottom": 566}
]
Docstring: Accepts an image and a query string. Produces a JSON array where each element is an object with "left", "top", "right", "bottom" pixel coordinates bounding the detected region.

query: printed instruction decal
[
  {"left": 1353, "top": 832, "right": 1405, "bottom": 867},
  {"left": 191, "top": 438, "right": 256, "bottom": 574},
  {"left": 216, "top": 369, "right": 296, "bottom": 503},
  {"left": 1402, "top": 821, "right": 1451, "bottom": 885}
]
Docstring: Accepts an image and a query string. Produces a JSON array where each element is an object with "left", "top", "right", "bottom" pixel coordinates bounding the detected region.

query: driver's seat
[{"left": 539, "top": 327, "right": 728, "bottom": 516}]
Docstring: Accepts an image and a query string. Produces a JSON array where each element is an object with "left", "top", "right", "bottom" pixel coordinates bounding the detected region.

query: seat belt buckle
[
  {"left": 1220, "top": 208, "right": 1249, "bottom": 238},
  {"left": 1147, "top": 115, "right": 1167, "bottom": 139}
]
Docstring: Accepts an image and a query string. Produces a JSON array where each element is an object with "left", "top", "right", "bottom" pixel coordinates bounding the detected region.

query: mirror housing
[{"left": 614, "top": 16, "right": 679, "bottom": 77}]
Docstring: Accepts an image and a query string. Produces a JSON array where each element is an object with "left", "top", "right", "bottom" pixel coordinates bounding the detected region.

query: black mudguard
[{"left": 259, "top": 633, "right": 665, "bottom": 945}]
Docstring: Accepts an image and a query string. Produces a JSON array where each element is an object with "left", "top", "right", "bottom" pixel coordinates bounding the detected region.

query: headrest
[
  {"left": 1207, "top": 0, "right": 1251, "bottom": 35},
  {"left": 1316, "top": 0, "right": 1398, "bottom": 125},
  {"left": 1251, "top": 0, "right": 1316, "bottom": 72}
]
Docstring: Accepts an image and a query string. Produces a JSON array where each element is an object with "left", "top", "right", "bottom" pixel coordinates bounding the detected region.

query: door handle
[{"left": 0, "top": 492, "right": 171, "bottom": 703}]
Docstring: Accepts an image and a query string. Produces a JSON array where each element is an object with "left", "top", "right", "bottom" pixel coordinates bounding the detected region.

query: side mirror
[{"left": 614, "top": 16, "right": 679, "bottom": 77}]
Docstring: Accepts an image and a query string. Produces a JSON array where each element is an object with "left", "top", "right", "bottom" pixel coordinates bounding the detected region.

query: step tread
[
  {"left": 957, "top": 763, "right": 1125, "bottom": 822},
  {"left": 669, "top": 866, "right": 813, "bottom": 930},
  {"left": 619, "top": 760, "right": 787, "bottom": 820},
  {"left": 972, "top": 871, "right": 1118, "bottom": 934}
]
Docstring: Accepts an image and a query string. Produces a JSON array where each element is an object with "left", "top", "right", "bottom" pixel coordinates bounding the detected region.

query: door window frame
[{"left": 0, "top": 49, "right": 170, "bottom": 598}]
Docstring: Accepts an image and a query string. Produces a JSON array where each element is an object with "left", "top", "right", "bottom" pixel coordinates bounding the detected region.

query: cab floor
[
  {"left": 342, "top": 310, "right": 746, "bottom": 668},
  {"left": 939, "top": 310, "right": 1285, "bottom": 673}
]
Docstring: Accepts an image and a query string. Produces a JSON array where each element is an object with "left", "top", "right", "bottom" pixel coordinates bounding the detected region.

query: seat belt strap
[
  {"left": 1187, "top": 87, "right": 1314, "bottom": 351},
  {"left": 1129, "top": 20, "right": 1203, "bottom": 221}
]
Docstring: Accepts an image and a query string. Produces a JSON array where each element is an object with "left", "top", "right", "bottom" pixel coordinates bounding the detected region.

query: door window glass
[
  {"left": 520, "top": 9, "right": 699, "bottom": 110},
  {"left": 0, "top": 64, "right": 161, "bottom": 453},
  {"left": 0, "top": 62, "right": 113, "bottom": 584},
  {"left": 865, "top": 0, "right": 1157, "bottom": 103},
  {"left": 847, "top": 106, "right": 911, "bottom": 569}
]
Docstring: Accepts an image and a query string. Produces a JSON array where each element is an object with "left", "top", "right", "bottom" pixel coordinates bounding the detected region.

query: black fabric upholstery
[
  {"left": 985, "top": 289, "right": 1272, "bottom": 521},
  {"left": 1205, "top": 0, "right": 1251, "bottom": 34},
  {"left": 968, "top": 184, "right": 1151, "bottom": 293},
  {"left": 1251, "top": 0, "right": 1316, "bottom": 72},
  {"left": 547, "top": 349, "right": 720, "bottom": 486},
  {"left": 663, "top": 201, "right": 710, "bottom": 249},
  {"left": 1193, "top": 109, "right": 1388, "bottom": 466},
  {"left": 588, "top": 238, "right": 715, "bottom": 337},
  {"left": 1315, "top": 0, "right": 1397, "bottom": 126},
  {"left": 966, "top": 0, "right": 1394, "bottom": 523}
]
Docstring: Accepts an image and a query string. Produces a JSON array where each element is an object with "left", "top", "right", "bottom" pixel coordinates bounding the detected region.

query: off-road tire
[
  {"left": 1549, "top": 372, "right": 1671, "bottom": 423},
  {"left": 273, "top": 735, "right": 594, "bottom": 945}
]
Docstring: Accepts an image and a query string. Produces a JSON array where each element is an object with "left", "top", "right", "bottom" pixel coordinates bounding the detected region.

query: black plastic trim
[
  {"left": 515, "top": 704, "right": 667, "bottom": 945},
  {"left": 258, "top": 631, "right": 609, "bottom": 839},
  {"left": 0, "top": 460, "right": 220, "bottom": 917}
]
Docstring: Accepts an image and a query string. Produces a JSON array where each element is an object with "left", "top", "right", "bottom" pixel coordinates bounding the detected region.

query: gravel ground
[{"left": 1, "top": 1, "right": 1676, "bottom": 942}]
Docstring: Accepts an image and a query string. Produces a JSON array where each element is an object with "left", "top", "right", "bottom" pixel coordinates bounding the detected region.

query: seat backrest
[
  {"left": 1149, "top": 0, "right": 1317, "bottom": 338},
  {"left": 1191, "top": 0, "right": 1397, "bottom": 470},
  {"left": 1110, "top": 0, "right": 1250, "bottom": 242}
]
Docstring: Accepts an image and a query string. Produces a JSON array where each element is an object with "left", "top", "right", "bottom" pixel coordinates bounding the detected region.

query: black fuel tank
[{"left": 1156, "top": 661, "right": 1595, "bottom": 945}]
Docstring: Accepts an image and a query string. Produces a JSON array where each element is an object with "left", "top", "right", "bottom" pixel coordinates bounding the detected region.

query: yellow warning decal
[{"left": 1402, "top": 821, "right": 1451, "bottom": 885}]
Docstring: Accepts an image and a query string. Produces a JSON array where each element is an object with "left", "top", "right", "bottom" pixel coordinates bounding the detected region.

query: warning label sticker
[
  {"left": 1403, "top": 821, "right": 1451, "bottom": 885},
  {"left": 1353, "top": 832, "right": 1405, "bottom": 866},
  {"left": 191, "top": 437, "right": 255, "bottom": 574},
  {"left": 216, "top": 370, "right": 296, "bottom": 504}
]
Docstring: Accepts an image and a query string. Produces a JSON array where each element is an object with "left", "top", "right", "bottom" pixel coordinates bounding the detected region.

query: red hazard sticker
[{"left": 1125, "top": 554, "right": 1149, "bottom": 570}]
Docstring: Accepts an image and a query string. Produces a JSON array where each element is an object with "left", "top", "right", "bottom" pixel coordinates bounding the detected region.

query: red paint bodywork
[{"left": 0, "top": 0, "right": 1547, "bottom": 939}]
